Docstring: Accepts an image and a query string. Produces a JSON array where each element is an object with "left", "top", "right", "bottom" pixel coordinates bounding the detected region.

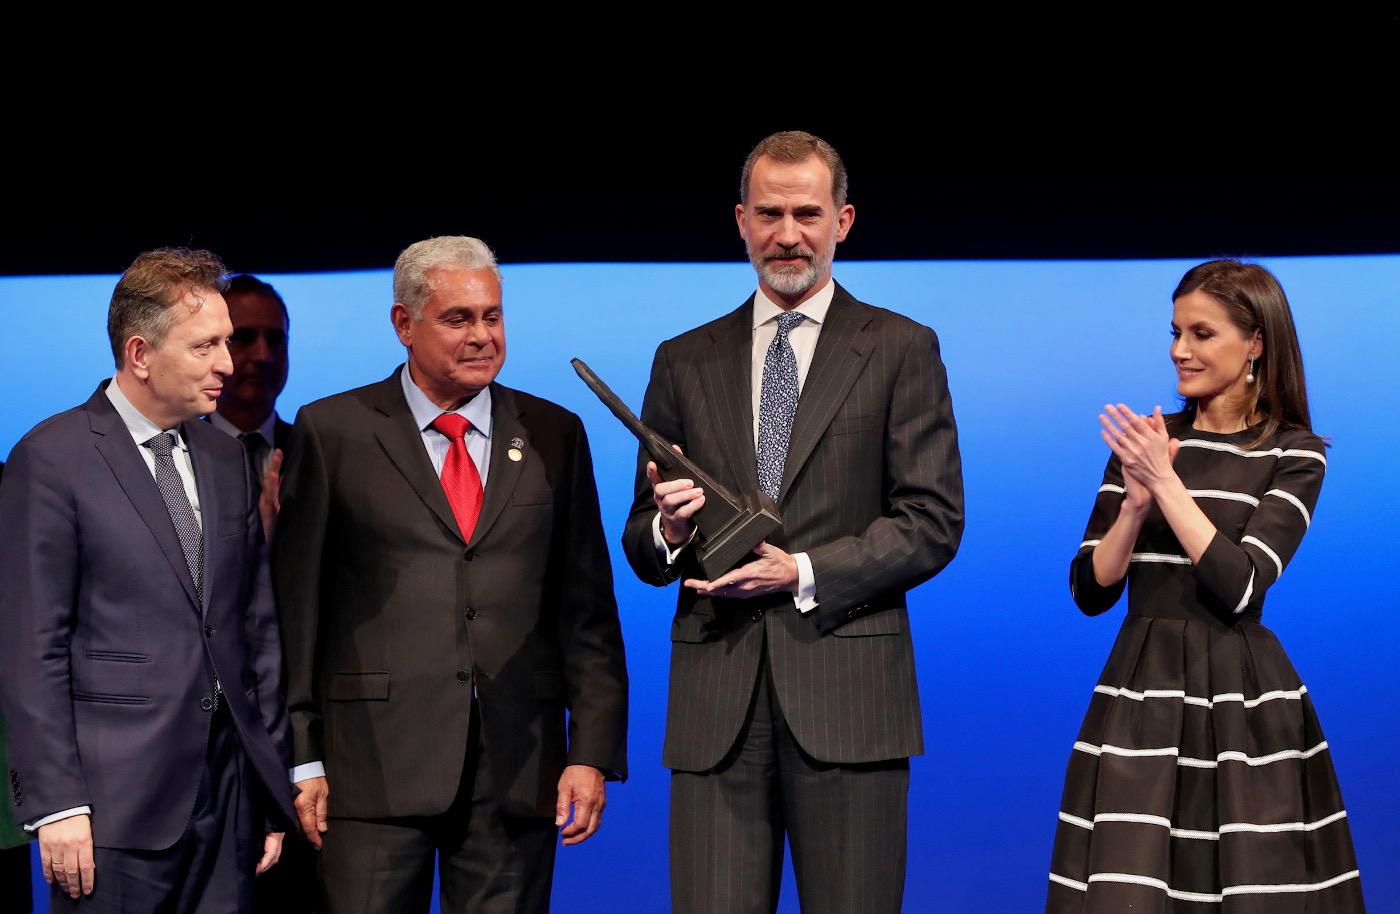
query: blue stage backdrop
[{"left": 1, "top": 257, "right": 1395, "bottom": 912}]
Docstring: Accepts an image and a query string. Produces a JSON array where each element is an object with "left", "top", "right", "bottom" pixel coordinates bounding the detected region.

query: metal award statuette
[{"left": 571, "top": 358, "right": 781, "bottom": 579}]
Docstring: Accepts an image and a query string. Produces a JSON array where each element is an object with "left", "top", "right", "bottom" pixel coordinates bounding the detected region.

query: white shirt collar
[
  {"left": 104, "top": 377, "right": 188, "bottom": 451},
  {"left": 752, "top": 277, "right": 836, "bottom": 330},
  {"left": 400, "top": 364, "right": 493, "bottom": 438},
  {"left": 208, "top": 409, "right": 278, "bottom": 444}
]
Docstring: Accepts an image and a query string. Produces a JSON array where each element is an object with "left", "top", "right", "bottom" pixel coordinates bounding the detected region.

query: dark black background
[{"left": 7, "top": 23, "right": 1398, "bottom": 276}]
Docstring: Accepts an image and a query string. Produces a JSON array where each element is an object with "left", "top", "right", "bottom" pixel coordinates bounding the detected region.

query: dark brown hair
[
  {"left": 225, "top": 273, "right": 289, "bottom": 327},
  {"left": 1172, "top": 259, "right": 1314, "bottom": 447},
  {"left": 740, "top": 130, "right": 848, "bottom": 208},
  {"left": 108, "top": 248, "right": 228, "bottom": 367}
]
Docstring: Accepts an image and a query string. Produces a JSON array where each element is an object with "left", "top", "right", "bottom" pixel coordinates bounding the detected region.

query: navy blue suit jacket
[{"left": 0, "top": 383, "right": 296, "bottom": 850}]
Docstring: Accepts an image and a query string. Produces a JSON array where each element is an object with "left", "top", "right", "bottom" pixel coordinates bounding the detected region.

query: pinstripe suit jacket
[{"left": 622, "top": 284, "right": 964, "bottom": 771}]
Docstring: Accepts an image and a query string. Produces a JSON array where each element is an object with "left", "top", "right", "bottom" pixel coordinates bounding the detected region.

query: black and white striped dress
[{"left": 1046, "top": 422, "right": 1365, "bottom": 912}]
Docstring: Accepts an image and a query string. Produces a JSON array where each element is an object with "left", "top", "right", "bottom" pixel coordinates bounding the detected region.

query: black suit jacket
[
  {"left": 0, "top": 384, "right": 296, "bottom": 850},
  {"left": 272, "top": 369, "right": 628, "bottom": 820},
  {"left": 274, "top": 416, "right": 293, "bottom": 453},
  {"left": 622, "top": 285, "right": 964, "bottom": 771}
]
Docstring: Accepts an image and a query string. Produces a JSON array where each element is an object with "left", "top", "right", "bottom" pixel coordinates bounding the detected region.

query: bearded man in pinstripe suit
[{"left": 621, "top": 131, "right": 965, "bottom": 913}]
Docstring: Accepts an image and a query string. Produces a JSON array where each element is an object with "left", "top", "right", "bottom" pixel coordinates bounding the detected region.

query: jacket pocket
[
  {"left": 84, "top": 650, "right": 148, "bottom": 663},
  {"left": 534, "top": 671, "right": 564, "bottom": 702},
  {"left": 72, "top": 692, "right": 149, "bottom": 705},
  {"left": 827, "top": 414, "right": 879, "bottom": 436},
  {"left": 829, "top": 608, "right": 903, "bottom": 637},
  {"left": 670, "top": 612, "right": 716, "bottom": 644},
  {"left": 327, "top": 672, "right": 390, "bottom": 701}
]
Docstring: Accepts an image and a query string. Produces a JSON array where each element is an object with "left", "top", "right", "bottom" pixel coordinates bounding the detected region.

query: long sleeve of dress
[{"left": 1069, "top": 454, "right": 1128, "bottom": 616}]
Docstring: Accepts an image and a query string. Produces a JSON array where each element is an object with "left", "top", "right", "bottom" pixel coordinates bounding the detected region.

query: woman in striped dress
[{"left": 1045, "top": 260, "right": 1365, "bottom": 912}]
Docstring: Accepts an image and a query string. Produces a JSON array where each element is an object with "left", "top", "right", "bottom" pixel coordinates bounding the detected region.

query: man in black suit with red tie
[
  {"left": 273, "top": 236, "right": 628, "bottom": 914},
  {"left": 622, "top": 131, "right": 965, "bottom": 914},
  {"left": 0, "top": 249, "right": 297, "bottom": 912}
]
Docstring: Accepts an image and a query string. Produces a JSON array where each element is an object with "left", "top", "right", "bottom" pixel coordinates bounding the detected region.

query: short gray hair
[{"left": 393, "top": 236, "right": 501, "bottom": 320}]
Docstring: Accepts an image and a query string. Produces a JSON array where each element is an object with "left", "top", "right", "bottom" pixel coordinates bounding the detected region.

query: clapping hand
[{"left": 1099, "top": 404, "right": 1181, "bottom": 501}]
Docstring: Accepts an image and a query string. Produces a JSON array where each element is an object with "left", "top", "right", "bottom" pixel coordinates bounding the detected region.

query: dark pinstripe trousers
[{"left": 670, "top": 636, "right": 909, "bottom": 914}]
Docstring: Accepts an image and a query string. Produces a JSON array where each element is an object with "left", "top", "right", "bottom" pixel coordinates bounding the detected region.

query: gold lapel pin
[{"left": 507, "top": 439, "right": 524, "bottom": 462}]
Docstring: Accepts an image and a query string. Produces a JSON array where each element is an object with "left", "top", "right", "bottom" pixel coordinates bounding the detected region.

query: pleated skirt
[{"left": 1046, "top": 615, "right": 1366, "bottom": 912}]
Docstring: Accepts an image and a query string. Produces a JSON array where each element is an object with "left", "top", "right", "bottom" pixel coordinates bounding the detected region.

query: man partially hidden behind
[
  {"left": 209, "top": 273, "right": 294, "bottom": 540},
  {"left": 272, "top": 236, "right": 628, "bottom": 913},
  {"left": 622, "top": 131, "right": 965, "bottom": 913},
  {"left": 205, "top": 274, "right": 317, "bottom": 912},
  {"left": 0, "top": 249, "right": 297, "bottom": 911}
]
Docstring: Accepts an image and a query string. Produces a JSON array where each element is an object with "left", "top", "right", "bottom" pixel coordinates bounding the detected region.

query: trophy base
[{"left": 696, "top": 498, "right": 782, "bottom": 580}]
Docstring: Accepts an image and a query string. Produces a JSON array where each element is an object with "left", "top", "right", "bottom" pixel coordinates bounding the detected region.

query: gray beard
[{"left": 749, "top": 245, "right": 831, "bottom": 297}]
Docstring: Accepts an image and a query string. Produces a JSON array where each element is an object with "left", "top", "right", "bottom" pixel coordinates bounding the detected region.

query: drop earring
[{"left": 1246, "top": 357, "right": 1255, "bottom": 383}]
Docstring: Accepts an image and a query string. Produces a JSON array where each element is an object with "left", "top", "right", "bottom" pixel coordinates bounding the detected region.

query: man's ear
[{"left": 125, "top": 335, "right": 153, "bottom": 379}]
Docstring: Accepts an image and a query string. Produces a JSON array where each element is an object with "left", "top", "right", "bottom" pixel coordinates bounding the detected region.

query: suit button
[
  {"left": 204, "top": 626, "right": 215, "bottom": 638},
  {"left": 846, "top": 609, "right": 856, "bottom": 619},
  {"left": 12, "top": 795, "right": 20, "bottom": 807},
  {"left": 456, "top": 670, "right": 471, "bottom": 683},
  {"left": 464, "top": 607, "right": 478, "bottom": 621},
  {"left": 464, "top": 550, "right": 475, "bottom": 562},
  {"left": 200, "top": 697, "right": 214, "bottom": 711},
  {"left": 751, "top": 609, "right": 764, "bottom": 622}
]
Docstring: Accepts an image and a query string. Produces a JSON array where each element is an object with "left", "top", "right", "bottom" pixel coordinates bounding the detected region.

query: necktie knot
[
  {"left": 432, "top": 413, "right": 472, "bottom": 441},
  {"left": 775, "top": 311, "right": 806, "bottom": 337},
  {"left": 239, "top": 431, "right": 267, "bottom": 449},
  {"left": 145, "top": 431, "right": 177, "bottom": 457}
]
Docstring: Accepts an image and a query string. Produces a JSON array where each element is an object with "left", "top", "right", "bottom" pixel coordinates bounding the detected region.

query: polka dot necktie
[
  {"left": 756, "top": 311, "right": 806, "bottom": 502},
  {"left": 431, "top": 413, "right": 484, "bottom": 541}
]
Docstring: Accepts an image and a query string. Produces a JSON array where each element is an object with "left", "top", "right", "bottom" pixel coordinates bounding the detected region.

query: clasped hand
[{"left": 1099, "top": 404, "right": 1181, "bottom": 509}]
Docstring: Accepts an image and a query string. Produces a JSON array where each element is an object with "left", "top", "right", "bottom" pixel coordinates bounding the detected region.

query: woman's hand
[{"left": 1100, "top": 404, "right": 1180, "bottom": 495}]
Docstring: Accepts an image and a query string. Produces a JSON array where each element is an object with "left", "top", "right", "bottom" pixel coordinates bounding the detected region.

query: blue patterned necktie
[
  {"left": 756, "top": 311, "right": 806, "bottom": 501},
  {"left": 145, "top": 431, "right": 204, "bottom": 605}
]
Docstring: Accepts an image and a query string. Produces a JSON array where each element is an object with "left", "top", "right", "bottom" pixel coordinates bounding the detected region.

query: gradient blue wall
[{"left": 2, "top": 257, "right": 1395, "bottom": 911}]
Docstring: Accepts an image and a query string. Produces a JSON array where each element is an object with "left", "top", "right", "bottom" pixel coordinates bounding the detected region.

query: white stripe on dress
[
  {"left": 1092, "top": 684, "right": 1308, "bottom": 709},
  {"left": 1177, "top": 439, "right": 1327, "bottom": 466},
  {"left": 1098, "top": 484, "right": 1126, "bottom": 495},
  {"left": 1235, "top": 568, "right": 1255, "bottom": 613},
  {"left": 1265, "top": 488, "right": 1312, "bottom": 526},
  {"left": 1130, "top": 552, "right": 1194, "bottom": 565},
  {"left": 1074, "top": 739, "right": 1329, "bottom": 768},
  {"left": 1080, "top": 539, "right": 1102, "bottom": 550},
  {"left": 1223, "top": 870, "right": 1361, "bottom": 896},
  {"left": 1048, "top": 868, "right": 1360, "bottom": 901},
  {"left": 1189, "top": 488, "right": 1261, "bottom": 507},
  {"left": 1058, "top": 808, "right": 1348, "bottom": 840},
  {"left": 1242, "top": 535, "right": 1284, "bottom": 577}
]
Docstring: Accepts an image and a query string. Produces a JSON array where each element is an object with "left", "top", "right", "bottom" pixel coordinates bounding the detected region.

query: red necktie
[{"left": 431, "top": 413, "right": 484, "bottom": 540}]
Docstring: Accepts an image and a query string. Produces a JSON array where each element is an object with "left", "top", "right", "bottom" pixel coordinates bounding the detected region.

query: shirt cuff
[
  {"left": 291, "top": 761, "right": 326, "bottom": 783},
  {"left": 25, "top": 806, "right": 91, "bottom": 831},
  {"left": 652, "top": 512, "right": 697, "bottom": 566},
  {"left": 793, "top": 552, "right": 817, "bottom": 613}
]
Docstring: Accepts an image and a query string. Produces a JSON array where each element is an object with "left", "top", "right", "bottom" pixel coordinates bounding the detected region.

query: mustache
[{"left": 764, "top": 246, "right": 814, "bottom": 262}]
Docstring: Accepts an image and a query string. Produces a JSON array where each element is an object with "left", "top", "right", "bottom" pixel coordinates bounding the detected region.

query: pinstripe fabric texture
[{"left": 622, "top": 283, "right": 965, "bottom": 772}]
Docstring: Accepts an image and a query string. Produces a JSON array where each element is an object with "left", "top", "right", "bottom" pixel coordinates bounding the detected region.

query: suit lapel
[
  {"left": 468, "top": 384, "right": 525, "bottom": 548},
  {"left": 87, "top": 388, "right": 202, "bottom": 614},
  {"left": 699, "top": 300, "right": 760, "bottom": 493},
  {"left": 184, "top": 423, "right": 219, "bottom": 617},
  {"left": 368, "top": 371, "right": 467, "bottom": 544},
  {"left": 778, "top": 285, "right": 874, "bottom": 502}
]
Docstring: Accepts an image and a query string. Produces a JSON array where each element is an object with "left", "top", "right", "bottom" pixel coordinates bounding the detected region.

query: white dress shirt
[
  {"left": 290, "top": 365, "right": 493, "bottom": 784},
  {"left": 653, "top": 279, "right": 834, "bottom": 613},
  {"left": 208, "top": 409, "right": 280, "bottom": 477}
]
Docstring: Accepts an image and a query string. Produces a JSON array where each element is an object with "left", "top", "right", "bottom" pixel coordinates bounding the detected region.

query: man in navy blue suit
[{"left": 0, "top": 248, "right": 297, "bottom": 911}]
